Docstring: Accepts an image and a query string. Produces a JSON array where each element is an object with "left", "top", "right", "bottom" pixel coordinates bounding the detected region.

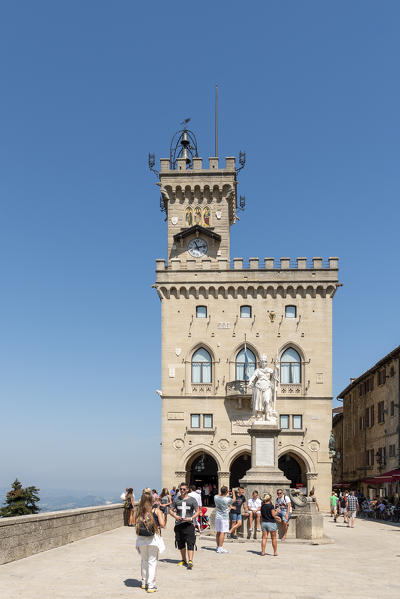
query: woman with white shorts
[{"left": 213, "top": 486, "right": 233, "bottom": 553}]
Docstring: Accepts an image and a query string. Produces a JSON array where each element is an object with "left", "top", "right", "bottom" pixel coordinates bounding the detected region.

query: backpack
[{"left": 137, "top": 511, "right": 158, "bottom": 537}]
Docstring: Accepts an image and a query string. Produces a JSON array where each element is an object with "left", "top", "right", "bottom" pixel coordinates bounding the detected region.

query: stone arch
[
  {"left": 229, "top": 341, "right": 260, "bottom": 365},
  {"left": 218, "top": 286, "right": 227, "bottom": 298},
  {"left": 278, "top": 341, "right": 307, "bottom": 363},
  {"left": 266, "top": 286, "right": 276, "bottom": 298},
  {"left": 179, "top": 286, "right": 188, "bottom": 299},
  {"left": 188, "top": 342, "right": 215, "bottom": 363},
  {"left": 227, "top": 286, "right": 236, "bottom": 299},
  {"left": 286, "top": 285, "right": 296, "bottom": 298},
  {"left": 296, "top": 285, "right": 305, "bottom": 298},
  {"left": 316, "top": 285, "right": 326, "bottom": 298},
  {"left": 181, "top": 444, "right": 222, "bottom": 473},
  {"left": 256, "top": 285, "right": 265, "bottom": 298},
  {"left": 170, "top": 286, "right": 178, "bottom": 299},
  {"left": 277, "top": 445, "right": 315, "bottom": 482},
  {"left": 198, "top": 286, "right": 208, "bottom": 299},
  {"left": 159, "top": 286, "right": 169, "bottom": 299},
  {"left": 188, "top": 286, "right": 198, "bottom": 299},
  {"left": 237, "top": 286, "right": 246, "bottom": 298},
  {"left": 306, "top": 285, "right": 316, "bottom": 298},
  {"left": 226, "top": 445, "right": 252, "bottom": 470},
  {"left": 276, "top": 285, "right": 286, "bottom": 298},
  {"left": 326, "top": 285, "right": 336, "bottom": 297},
  {"left": 229, "top": 450, "right": 252, "bottom": 488}
]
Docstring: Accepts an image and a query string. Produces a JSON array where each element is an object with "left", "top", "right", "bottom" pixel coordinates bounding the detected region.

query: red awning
[{"left": 362, "top": 469, "right": 400, "bottom": 485}]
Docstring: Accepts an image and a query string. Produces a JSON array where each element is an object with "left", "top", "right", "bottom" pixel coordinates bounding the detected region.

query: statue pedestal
[{"left": 239, "top": 421, "right": 290, "bottom": 499}]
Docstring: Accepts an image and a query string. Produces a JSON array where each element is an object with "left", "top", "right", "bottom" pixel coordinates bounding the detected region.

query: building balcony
[
  {"left": 226, "top": 380, "right": 252, "bottom": 398},
  {"left": 226, "top": 380, "right": 252, "bottom": 409}
]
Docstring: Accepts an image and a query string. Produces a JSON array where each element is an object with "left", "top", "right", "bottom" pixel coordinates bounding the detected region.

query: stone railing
[
  {"left": 0, "top": 503, "right": 124, "bottom": 565},
  {"left": 226, "top": 380, "right": 252, "bottom": 398}
]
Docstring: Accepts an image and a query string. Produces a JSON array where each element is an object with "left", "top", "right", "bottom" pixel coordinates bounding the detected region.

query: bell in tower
[{"left": 169, "top": 119, "right": 199, "bottom": 169}]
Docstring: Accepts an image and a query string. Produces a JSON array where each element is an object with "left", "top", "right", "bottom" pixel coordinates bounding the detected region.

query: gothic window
[
  {"left": 191, "top": 348, "right": 212, "bottom": 383},
  {"left": 185, "top": 206, "right": 193, "bottom": 227},
  {"left": 235, "top": 347, "right": 256, "bottom": 381},
  {"left": 240, "top": 305, "right": 252, "bottom": 318},
  {"left": 285, "top": 305, "right": 297, "bottom": 318},
  {"left": 196, "top": 306, "right": 207, "bottom": 318},
  {"left": 280, "top": 347, "right": 301, "bottom": 384}
]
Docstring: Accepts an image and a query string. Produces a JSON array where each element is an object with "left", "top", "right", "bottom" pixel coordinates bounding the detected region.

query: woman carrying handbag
[{"left": 134, "top": 491, "right": 165, "bottom": 593}]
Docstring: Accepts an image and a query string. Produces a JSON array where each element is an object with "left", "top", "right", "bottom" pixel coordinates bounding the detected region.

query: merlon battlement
[
  {"left": 156, "top": 257, "right": 339, "bottom": 271},
  {"left": 160, "top": 156, "right": 236, "bottom": 173}
]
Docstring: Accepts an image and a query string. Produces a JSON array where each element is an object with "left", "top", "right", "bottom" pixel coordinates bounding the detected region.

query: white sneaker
[
  {"left": 218, "top": 547, "right": 228, "bottom": 553},
  {"left": 216, "top": 547, "right": 221, "bottom": 553}
]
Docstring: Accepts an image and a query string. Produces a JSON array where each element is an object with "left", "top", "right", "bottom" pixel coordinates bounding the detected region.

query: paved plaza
[{"left": 1, "top": 516, "right": 399, "bottom": 599}]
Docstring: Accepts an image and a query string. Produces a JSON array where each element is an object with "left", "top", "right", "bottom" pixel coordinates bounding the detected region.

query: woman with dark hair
[
  {"left": 135, "top": 492, "right": 165, "bottom": 592},
  {"left": 124, "top": 488, "right": 135, "bottom": 527},
  {"left": 159, "top": 488, "right": 172, "bottom": 524}
]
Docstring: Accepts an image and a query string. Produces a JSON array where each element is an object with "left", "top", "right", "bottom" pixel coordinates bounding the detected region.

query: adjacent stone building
[
  {"left": 331, "top": 406, "right": 344, "bottom": 485},
  {"left": 153, "top": 130, "right": 340, "bottom": 511},
  {"left": 337, "top": 345, "right": 400, "bottom": 497}
]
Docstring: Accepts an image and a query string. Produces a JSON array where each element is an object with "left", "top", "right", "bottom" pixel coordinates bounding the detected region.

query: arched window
[
  {"left": 280, "top": 347, "right": 301, "bottom": 384},
  {"left": 235, "top": 347, "right": 256, "bottom": 381},
  {"left": 240, "top": 305, "right": 252, "bottom": 318},
  {"left": 285, "top": 305, "right": 297, "bottom": 318},
  {"left": 192, "top": 348, "right": 212, "bottom": 383}
]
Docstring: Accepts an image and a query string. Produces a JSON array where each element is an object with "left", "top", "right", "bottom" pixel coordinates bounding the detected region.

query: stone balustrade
[{"left": 0, "top": 503, "right": 124, "bottom": 564}]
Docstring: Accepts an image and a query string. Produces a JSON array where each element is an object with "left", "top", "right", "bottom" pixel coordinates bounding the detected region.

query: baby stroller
[{"left": 199, "top": 506, "right": 210, "bottom": 531}]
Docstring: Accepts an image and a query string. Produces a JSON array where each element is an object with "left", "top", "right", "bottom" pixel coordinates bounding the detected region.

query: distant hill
[{"left": 0, "top": 488, "right": 122, "bottom": 513}]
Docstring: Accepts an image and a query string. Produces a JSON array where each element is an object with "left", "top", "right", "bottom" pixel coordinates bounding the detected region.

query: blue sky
[{"left": 1, "top": 1, "right": 399, "bottom": 496}]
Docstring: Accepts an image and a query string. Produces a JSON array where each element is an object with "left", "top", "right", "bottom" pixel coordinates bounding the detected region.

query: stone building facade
[
  {"left": 154, "top": 147, "right": 340, "bottom": 511},
  {"left": 331, "top": 407, "right": 344, "bottom": 485},
  {"left": 337, "top": 346, "right": 400, "bottom": 496}
]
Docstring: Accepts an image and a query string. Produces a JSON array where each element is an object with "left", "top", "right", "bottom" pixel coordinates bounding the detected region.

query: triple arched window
[
  {"left": 191, "top": 348, "right": 212, "bottom": 383},
  {"left": 235, "top": 348, "right": 256, "bottom": 381},
  {"left": 280, "top": 347, "right": 301, "bottom": 384}
]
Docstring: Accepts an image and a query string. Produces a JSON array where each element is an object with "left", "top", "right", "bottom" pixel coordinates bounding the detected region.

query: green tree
[{"left": 0, "top": 478, "right": 40, "bottom": 517}]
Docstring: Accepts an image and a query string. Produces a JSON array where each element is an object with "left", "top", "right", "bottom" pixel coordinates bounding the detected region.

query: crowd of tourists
[
  {"left": 329, "top": 489, "right": 400, "bottom": 526},
  {"left": 122, "top": 483, "right": 293, "bottom": 592},
  {"left": 359, "top": 495, "right": 400, "bottom": 521}
]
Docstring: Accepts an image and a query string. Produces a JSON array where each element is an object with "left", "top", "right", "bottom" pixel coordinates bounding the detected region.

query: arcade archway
[
  {"left": 278, "top": 452, "right": 306, "bottom": 488},
  {"left": 229, "top": 452, "right": 251, "bottom": 488},
  {"left": 186, "top": 452, "right": 218, "bottom": 505}
]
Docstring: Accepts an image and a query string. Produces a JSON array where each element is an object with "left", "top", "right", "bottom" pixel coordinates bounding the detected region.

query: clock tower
[{"left": 156, "top": 126, "right": 239, "bottom": 265}]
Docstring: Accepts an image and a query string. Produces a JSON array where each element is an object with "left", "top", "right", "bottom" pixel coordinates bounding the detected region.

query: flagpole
[{"left": 273, "top": 349, "right": 279, "bottom": 413}]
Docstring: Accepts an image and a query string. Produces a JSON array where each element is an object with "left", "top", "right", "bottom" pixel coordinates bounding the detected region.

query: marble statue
[{"left": 248, "top": 354, "right": 279, "bottom": 423}]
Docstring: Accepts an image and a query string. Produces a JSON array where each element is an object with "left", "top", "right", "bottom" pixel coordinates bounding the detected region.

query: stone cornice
[{"left": 156, "top": 281, "right": 339, "bottom": 300}]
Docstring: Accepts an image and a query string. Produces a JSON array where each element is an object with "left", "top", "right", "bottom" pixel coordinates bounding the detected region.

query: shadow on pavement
[
  {"left": 159, "top": 558, "right": 181, "bottom": 563},
  {"left": 200, "top": 546, "right": 217, "bottom": 552},
  {"left": 124, "top": 579, "right": 142, "bottom": 588}
]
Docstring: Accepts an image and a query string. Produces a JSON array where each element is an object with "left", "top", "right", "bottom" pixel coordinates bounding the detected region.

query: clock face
[{"left": 187, "top": 238, "right": 208, "bottom": 257}]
